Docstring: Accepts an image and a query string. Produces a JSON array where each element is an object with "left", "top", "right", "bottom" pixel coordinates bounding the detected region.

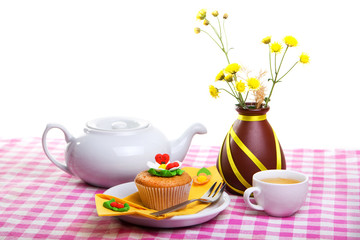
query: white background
[{"left": 1, "top": 0, "right": 359, "bottom": 149}]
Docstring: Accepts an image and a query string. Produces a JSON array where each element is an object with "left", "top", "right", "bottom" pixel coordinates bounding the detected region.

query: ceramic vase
[{"left": 216, "top": 103, "right": 286, "bottom": 195}]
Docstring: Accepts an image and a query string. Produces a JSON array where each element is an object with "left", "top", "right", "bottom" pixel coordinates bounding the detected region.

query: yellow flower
[
  {"left": 247, "top": 77, "right": 260, "bottom": 90},
  {"left": 223, "top": 13, "right": 228, "bottom": 19},
  {"left": 236, "top": 81, "right": 246, "bottom": 92},
  {"left": 262, "top": 36, "right": 271, "bottom": 44},
  {"left": 203, "top": 19, "right": 209, "bottom": 26},
  {"left": 209, "top": 85, "right": 219, "bottom": 98},
  {"left": 225, "top": 63, "right": 241, "bottom": 74},
  {"left": 194, "top": 27, "right": 201, "bottom": 34},
  {"left": 212, "top": 11, "right": 219, "bottom": 17},
  {"left": 224, "top": 74, "right": 233, "bottom": 82},
  {"left": 299, "top": 53, "right": 310, "bottom": 64},
  {"left": 215, "top": 70, "right": 225, "bottom": 81},
  {"left": 284, "top": 35, "right": 298, "bottom": 47},
  {"left": 196, "top": 9, "right": 207, "bottom": 20},
  {"left": 270, "top": 42, "right": 282, "bottom": 53}
]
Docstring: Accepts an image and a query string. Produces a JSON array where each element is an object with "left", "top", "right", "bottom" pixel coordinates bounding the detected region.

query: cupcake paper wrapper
[{"left": 135, "top": 182, "right": 192, "bottom": 211}]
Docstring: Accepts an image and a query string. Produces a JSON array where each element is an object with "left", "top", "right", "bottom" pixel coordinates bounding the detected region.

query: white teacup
[{"left": 243, "top": 169, "right": 309, "bottom": 217}]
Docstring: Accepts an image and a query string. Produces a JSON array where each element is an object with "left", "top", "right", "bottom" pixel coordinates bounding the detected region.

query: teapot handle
[{"left": 42, "top": 123, "right": 75, "bottom": 176}]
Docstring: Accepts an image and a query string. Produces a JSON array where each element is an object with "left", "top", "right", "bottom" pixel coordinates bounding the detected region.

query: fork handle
[{"left": 151, "top": 199, "right": 199, "bottom": 216}]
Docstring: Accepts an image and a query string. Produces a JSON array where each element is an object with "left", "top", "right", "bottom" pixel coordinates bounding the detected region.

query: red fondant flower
[{"left": 166, "top": 162, "right": 179, "bottom": 170}]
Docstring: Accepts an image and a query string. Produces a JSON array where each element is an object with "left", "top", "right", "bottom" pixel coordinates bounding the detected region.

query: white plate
[{"left": 103, "top": 182, "right": 230, "bottom": 228}]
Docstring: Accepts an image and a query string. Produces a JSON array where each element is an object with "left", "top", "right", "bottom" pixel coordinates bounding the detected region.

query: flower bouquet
[{"left": 194, "top": 9, "right": 309, "bottom": 109}]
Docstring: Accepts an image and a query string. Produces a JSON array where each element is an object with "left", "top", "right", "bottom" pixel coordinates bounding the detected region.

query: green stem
[
  {"left": 265, "top": 48, "right": 296, "bottom": 108},
  {"left": 209, "top": 22, "right": 229, "bottom": 64},
  {"left": 223, "top": 19, "right": 229, "bottom": 55},
  {"left": 209, "top": 21, "right": 221, "bottom": 41},
  {"left": 224, "top": 80, "right": 238, "bottom": 99},
  {"left": 268, "top": 45, "right": 274, "bottom": 80},
  {"left": 219, "top": 88, "right": 238, "bottom": 99},
  {"left": 264, "top": 45, "right": 275, "bottom": 108},
  {"left": 265, "top": 53, "right": 279, "bottom": 107},
  {"left": 200, "top": 29, "right": 223, "bottom": 50},
  {"left": 224, "top": 51, "right": 230, "bottom": 64},
  {"left": 264, "top": 80, "right": 275, "bottom": 108},
  {"left": 244, "top": 91, "right": 249, "bottom": 102},
  {"left": 276, "top": 46, "right": 289, "bottom": 78},
  {"left": 274, "top": 53, "right": 277, "bottom": 75},
  {"left": 277, "top": 61, "right": 299, "bottom": 82},
  {"left": 216, "top": 16, "right": 222, "bottom": 40}
]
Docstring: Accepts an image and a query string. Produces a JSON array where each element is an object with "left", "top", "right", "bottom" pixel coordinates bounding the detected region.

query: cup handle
[
  {"left": 42, "top": 123, "right": 74, "bottom": 176},
  {"left": 243, "top": 187, "right": 264, "bottom": 211}
]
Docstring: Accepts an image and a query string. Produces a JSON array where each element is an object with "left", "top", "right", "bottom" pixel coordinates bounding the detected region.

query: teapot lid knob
[{"left": 112, "top": 121, "right": 128, "bottom": 129}]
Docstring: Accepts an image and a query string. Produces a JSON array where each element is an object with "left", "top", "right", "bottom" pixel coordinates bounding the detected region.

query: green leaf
[
  {"left": 148, "top": 168, "right": 184, "bottom": 177},
  {"left": 197, "top": 167, "right": 211, "bottom": 176},
  {"left": 103, "top": 198, "right": 115, "bottom": 209},
  {"left": 103, "top": 199, "right": 130, "bottom": 212}
]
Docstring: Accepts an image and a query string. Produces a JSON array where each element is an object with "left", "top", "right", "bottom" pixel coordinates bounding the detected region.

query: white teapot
[{"left": 42, "top": 117, "right": 207, "bottom": 188}]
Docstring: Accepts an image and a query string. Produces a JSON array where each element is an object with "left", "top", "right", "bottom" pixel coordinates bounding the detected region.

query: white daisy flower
[{"left": 147, "top": 161, "right": 182, "bottom": 172}]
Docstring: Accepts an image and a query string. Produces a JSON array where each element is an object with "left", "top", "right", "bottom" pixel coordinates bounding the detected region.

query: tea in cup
[{"left": 243, "top": 169, "right": 309, "bottom": 217}]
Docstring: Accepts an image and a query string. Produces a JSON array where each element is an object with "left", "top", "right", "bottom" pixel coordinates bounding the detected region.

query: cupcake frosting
[{"left": 147, "top": 153, "right": 184, "bottom": 177}]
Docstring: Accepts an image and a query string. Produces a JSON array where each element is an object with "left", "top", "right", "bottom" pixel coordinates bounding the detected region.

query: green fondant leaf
[
  {"left": 148, "top": 168, "right": 158, "bottom": 176},
  {"left": 197, "top": 167, "right": 211, "bottom": 176},
  {"left": 103, "top": 198, "right": 115, "bottom": 209},
  {"left": 148, "top": 168, "right": 184, "bottom": 177},
  {"left": 103, "top": 198, "right": 130, "bottom": 212}
]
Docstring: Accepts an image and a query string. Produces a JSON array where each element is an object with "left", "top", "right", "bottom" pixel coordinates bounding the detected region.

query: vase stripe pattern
[
  {"left": 229, "top": 127, "right": 267, "bottom": 171},
  {"left": 237, "top": 114, "right": 267, "bottom": 122},
  {"left": 225, "top": 132, "right": 252, "bottom": 190},
  {"left": 273, "top": 129, "right": 282, "bottom": 169},
  {"left": 217, "top": 114, "right": 284, "bottom": 195}
]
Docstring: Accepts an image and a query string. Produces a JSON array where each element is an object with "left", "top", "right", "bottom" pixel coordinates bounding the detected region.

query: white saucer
[{"left": 103, "top": 182, "right": 230, "bottom": 228}]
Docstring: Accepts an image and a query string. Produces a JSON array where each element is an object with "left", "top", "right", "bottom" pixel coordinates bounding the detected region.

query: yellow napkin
[{"left": 95, "top": 166, "right": 222, "bottom": 220}]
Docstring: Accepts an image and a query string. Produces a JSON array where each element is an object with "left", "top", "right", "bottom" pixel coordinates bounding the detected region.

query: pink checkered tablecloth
[{"left": 1, "top": 138, "right": 359, "bottom": 239}]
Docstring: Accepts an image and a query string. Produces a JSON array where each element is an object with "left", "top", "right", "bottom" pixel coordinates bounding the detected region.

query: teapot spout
[{"left": 170, "top": 123, "right": 207, "bottom": 162}]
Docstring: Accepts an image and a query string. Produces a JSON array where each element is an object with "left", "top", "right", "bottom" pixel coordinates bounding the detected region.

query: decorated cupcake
[{"left": 134, "top": 153, "right": 192, "bottom": 211}]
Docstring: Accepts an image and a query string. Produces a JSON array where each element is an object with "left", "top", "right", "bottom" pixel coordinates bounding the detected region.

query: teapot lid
[{"left": 86, "top": 117, "right": 149, "bottom": 132}]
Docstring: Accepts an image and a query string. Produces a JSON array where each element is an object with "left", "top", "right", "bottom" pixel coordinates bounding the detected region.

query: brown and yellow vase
[{"left": 216, "top": 103, "right": 286, "bottom": 195}]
